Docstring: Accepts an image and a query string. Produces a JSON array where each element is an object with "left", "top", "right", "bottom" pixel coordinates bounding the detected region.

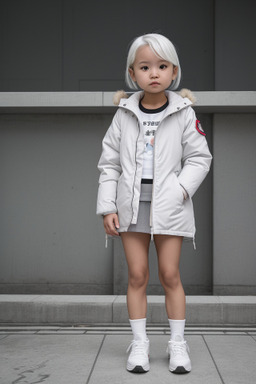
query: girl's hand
[{"left": 103, "top": 213, "right": 120, "bottom": 236}]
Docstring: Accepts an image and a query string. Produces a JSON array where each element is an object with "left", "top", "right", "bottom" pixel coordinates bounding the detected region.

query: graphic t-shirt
[{"left": 139, "top": 98, "right": 169, "bottom": 180}]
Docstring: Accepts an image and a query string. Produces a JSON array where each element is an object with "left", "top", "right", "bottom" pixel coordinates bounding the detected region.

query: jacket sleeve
[
  {"left": 96, "top": 110, "right": 122, "bottom": 216},
  {"left": 178, "top": 107, "right": 212, "bottom": 198}
]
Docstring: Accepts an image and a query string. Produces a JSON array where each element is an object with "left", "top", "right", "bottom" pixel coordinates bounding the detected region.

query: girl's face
[{"left": 129, "top": 45, "right": 178, "bottom": 95}]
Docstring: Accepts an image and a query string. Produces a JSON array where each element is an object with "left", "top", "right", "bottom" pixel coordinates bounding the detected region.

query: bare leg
[
  {"left": 121, "top": 232, "right": 151, "bottom": 319},
  {"left": 154, "top": 235, "right": 185, "bottom": 319}
]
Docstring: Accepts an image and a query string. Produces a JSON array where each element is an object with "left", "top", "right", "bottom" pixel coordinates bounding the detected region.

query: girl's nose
[{"left": 150, "top": 68, "right": 159, "bottom": 78}]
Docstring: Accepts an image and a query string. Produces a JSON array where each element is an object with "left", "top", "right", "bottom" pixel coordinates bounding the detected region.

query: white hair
[{"left": 125, "top": 33, "right": 181, "bottom": 91}]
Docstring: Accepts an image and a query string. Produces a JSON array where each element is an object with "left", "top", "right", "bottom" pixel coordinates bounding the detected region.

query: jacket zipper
[
  {"left": 150, "top": 186, "right": 154, "bottom": 241},
  {"left": 150, "top": 127, "right": 158, "bottom": 241},
  {"left": 130, "top": 119, "right": 141, "bottom": 224}
]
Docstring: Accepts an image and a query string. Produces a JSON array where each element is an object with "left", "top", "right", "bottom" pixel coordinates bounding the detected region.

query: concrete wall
[
  {"left": 215, "top": 1, "right": 256, "bottom": 90},
  {"left": 213, "top": 114, "right": 256, "bottom": 294},
  {"left": 0, "top": 105, "right": 212, "bottom": 295},
  {"left": 0, "top": 0, "right": 214, "bottom": 91},
  {"left": 0, "top": 0, "right": 211, "bottom": 91},
  {"left": 1, "top": 1, "right": 255, "bottom": 92},
  {"left": 0, "top": 112, "right": 114, "bottom": 294},
  {"left": 0, "top": 0, "right": 256, "bottom": 295},
  {"left": 1, "top": 92, "right": 256, "bottom": 295}
]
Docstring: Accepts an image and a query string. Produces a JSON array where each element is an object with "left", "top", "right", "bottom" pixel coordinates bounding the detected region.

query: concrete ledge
[
  {"left": 0, "top": 295, "right": 255, "bottom": 326},
  {"left": 0, "top": 91, "right": 256, "bottom": 114}
]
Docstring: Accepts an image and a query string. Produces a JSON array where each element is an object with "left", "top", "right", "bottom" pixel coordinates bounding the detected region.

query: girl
[{"left": 97, "top": 33, "right": 212, "bottom": 374}]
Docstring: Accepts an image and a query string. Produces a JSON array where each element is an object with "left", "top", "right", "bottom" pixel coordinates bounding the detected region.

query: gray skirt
[{"left": 127, "top": 183, "right": 152, "bottom": 234}]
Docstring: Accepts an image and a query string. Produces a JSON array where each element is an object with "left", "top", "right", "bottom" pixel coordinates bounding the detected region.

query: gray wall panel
[
  {"left": 213, "top": 114, "right": 256, "bottom": 294},
  {"left": 62, "top": 0, "right": 214, "bottom": 91},
  {"left": 2, "top": 1, "right": 255, "bottom": 92},
  {"left": 0, "top": 114, "right": 113, "bottom": 293},
  {"left": 0, "top": 0, "right": 214, "bottom": 91},
  {"left": 0, "top": 0, "right": 62, "bottom": 91},
  {"left": 215, "top": 1, "right": 256, "bottom": 90}
]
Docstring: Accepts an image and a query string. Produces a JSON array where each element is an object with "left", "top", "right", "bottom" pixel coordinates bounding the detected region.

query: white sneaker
[
  {"left": 167, "top": 339, "right": 191, "bottom": 373},
  {"left": 126, "top": 339, "right": 150, "bottom": 373}
]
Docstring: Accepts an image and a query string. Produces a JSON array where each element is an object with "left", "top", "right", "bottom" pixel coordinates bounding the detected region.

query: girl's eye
[
  {"left": 141, "top": 66, "right": 149, "bottom": 71},
  {"left": 160, "top": 64, "right": 167, "bottom": 69}
]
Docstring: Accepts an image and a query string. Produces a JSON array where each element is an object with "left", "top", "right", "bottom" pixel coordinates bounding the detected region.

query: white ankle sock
[
  {"left": 169, "top": 319, "right": 185, "bottom": 341},
  {"left": 129, "top": 318, "right": 148, "bottom": 341}
]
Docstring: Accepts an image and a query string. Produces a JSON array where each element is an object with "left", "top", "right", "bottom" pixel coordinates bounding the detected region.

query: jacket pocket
[
  {"left": 116, "top": 174, "right": 126, "bottom": 211},
  {"left": 171, "top": 174, "right": 185, "bottom": 214},
  {"left": 116, "top": 175, "right": 133, "bottom": 227}
]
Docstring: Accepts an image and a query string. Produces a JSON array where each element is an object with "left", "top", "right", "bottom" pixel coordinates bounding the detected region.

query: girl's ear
[
  {"left": 129, "top": 67, "right": 136, "bottom": 82},
  {"left": 172, "top": 65, "right": 178, "bottom": 80}
]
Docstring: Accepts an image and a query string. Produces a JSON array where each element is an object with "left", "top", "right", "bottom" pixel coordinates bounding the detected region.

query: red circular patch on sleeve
[{"left": 196, "top": 120, "right": 206, "bottom": 136}]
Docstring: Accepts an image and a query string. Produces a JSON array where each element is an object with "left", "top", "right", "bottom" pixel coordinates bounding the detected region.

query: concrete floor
[{"left": 1, "top": 326, "right": 256, "bottom": 384}]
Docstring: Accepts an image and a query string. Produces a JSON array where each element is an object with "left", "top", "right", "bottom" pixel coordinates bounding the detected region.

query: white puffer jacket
[{"left": 97, "top": 90, "right": 212, "bottom": 243}]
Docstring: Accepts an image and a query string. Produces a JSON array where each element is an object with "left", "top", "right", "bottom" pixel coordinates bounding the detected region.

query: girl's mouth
[{"left": 150, "top": 82, "right": 160, "bottom": 86}]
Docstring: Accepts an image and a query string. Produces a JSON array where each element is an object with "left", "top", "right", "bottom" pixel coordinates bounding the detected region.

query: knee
[
  {"left": 128, "top": 269, "right": 149, "bottom": 290},
  {"left": 159, "top": 269, "right": 180, "bottom": 290}
]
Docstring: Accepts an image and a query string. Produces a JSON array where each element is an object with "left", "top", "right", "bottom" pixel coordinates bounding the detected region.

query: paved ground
[{"left": 1, "top": 326, "right": 256, "bottom": 384}]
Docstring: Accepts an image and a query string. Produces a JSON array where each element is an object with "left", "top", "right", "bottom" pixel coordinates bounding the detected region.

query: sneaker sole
[
  {"left": 170, "top": 365, "right": 191, "bottom": 374},
  {"left": 128, "top": 365, "right": 149, "bottom": 373}
]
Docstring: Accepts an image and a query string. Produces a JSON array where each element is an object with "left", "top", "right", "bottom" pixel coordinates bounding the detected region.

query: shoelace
[
  {"left": 127, "top": 340, "right": 148, "bottom": 357},
  {"left": 167, "top": 340, "right": 190, "bottom": 356}
]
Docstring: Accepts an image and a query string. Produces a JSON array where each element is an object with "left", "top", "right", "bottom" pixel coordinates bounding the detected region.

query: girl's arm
[
  {"left": 96, "top": 110, "right": 122, "bottom": 217},
  {"left": 178, "top": 108, "right": 212, "bottom": 198}
]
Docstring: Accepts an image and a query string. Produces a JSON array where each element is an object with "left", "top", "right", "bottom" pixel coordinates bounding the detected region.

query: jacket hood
[{"left": 113, "top": 88, "right": 197, "bottom": 106}]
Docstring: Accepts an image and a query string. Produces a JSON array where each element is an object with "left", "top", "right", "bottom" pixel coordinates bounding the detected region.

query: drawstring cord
[{"left": 193, "top": 237, "right": 196, "bottom": 250}]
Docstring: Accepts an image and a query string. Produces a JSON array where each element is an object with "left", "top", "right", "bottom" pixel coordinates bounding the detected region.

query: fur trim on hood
[
  {"left": 178, "top": 88, "right": 197, "bottom": 104},
  {"left": 113, "top": 88, "right": 196, "bottom": 106},
  {"left": 113, "top": 90, "right": 129, "bottom": 106}
]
